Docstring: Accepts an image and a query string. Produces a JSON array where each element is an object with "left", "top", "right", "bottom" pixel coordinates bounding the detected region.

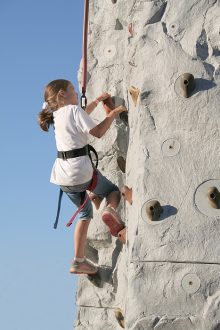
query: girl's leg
[
  {"left": 106, "top": 190, "right": 121, "bottom": 210},
  {"left": 74, "top": 219, "right": 91, "bottom": 259},
  {"left": 71, "top": 218, "right": 97, "bottom": 274}
]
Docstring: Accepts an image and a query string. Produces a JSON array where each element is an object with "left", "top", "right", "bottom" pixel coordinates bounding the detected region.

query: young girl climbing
[{"left": 38, "top": 79, "right": 127, "bottom": 275}]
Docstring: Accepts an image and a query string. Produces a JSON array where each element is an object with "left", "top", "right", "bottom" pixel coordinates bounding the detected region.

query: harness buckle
[{"left": 62, "top": 151, "right": 67, "bottom": 160}]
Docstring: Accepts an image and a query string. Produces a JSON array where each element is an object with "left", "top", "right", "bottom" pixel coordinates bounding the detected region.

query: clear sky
[{"left": 0, "top": 1, "right": 84, "bottom": 329}]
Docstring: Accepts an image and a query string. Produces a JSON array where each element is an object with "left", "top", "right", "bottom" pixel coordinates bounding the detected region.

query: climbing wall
[{"left": 75, "top": 0, "right": 220, "bottom": 329}]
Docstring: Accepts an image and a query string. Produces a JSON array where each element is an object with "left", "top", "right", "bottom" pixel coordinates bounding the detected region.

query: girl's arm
[
  {"left": 85, "top": 92, "right": 111, "bottom": 115},
  {"left": 89, "top": 106, "right": 127, "bottom": 138}
]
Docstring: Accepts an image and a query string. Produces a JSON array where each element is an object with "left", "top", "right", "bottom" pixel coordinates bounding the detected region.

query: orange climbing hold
[
  {"left": 118, "top": 227, "right": 127, "bottom": 244},
  {"left": 121, "top": 185, "right": 133, "bottom": 205},
  {"left": 128, "top": 23, "right": 134, "bottom": 36}
]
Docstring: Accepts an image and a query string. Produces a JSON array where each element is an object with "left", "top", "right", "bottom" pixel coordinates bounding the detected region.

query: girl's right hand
[{"left": 110, "top": 105, "right": 128, "bottom": 118}]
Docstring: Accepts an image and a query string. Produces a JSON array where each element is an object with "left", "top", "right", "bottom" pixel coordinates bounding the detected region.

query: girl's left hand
[{"left": 96, "top": 92, "right": 111, "bottom": 102}]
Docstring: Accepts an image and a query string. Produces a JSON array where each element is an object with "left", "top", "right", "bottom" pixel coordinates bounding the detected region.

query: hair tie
[{"left": 42, "top": 101, "right": 49, "bottom": 110}]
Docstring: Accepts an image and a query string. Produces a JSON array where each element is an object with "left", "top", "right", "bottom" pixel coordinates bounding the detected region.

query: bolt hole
[
  {"left": 169, "top": 145, "right": 173, "bottom": 149},
  {"left": 150, "top": 206, "right": 154, "bottom": 211},
  {"left": 210, "top": 193, "right": 216, "bottom": 199},
  {"left": 171, "top": 25, "right": 175, "bottom": 28},
  {"left": 184, "top": 80, "right": 189, "bottom": 85},
  {"left": 189, "top": 281, "right": 193, "bottom": 286},
  {"left": 108, "top": 49, "right": 111, "bottom": 53}
]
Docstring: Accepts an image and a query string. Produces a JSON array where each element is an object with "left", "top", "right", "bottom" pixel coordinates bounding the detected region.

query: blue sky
[{"left": 0, "top": 1, "right": 84, "bottom": 329}]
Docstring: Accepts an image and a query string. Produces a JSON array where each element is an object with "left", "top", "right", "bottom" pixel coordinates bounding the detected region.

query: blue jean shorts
[{"left": 60, "top": 170, "right": 119, "bottom": 220}]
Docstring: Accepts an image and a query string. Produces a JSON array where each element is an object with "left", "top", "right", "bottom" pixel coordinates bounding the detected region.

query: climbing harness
[
  {"left": 81, "top": 0, "right": 89, "bottom": 110},
  {"left": 53, "top": 144, "right": 98, "bottom": 229}
]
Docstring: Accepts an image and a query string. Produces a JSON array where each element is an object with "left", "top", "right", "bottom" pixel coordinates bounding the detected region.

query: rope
[
  {"left": 66, "top": 170, "right": 98, "bottom": 227},
  {"left": 81, "top": 0, "right": 89, "bottom": 110}
]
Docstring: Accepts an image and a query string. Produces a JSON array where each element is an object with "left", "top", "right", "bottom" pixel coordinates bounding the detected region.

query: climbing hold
[
  {"left": 194, "top": 180, "right": 220, "bottom": 217},
  {"left": 118, "top": 227, "right": 127, "bottom": 244},
  {"left": 117, "top": 156, "right": 126, "bottom": 173},
  {"left": 181, "top": 273, "right": 201, "bottom": 294},
  {"left": 115, "top": 18, "right": 123, "bottom": 30},
  {"left": 174, "top": 73, "right": 196, "bottom": 98},
  {"left": 129, "top": 86, "right": 140, "bottom": 106},
  {"left": 87, "top": 270, "right": 102, "bottom": 287},
  {"left": 141, "top": 199, "right": 176, "bottom": 224},
  {"left": 121, "top": 185, "right": 132, "bottom": 205},
  {"left": 207, "top": 187, "right": 220, "bottom": 209},
  {"left": 146, "top": 200, "right": 163, "bottom": 221},
  {"left": 180, "top": 73, "right": 196, "bottom": 97},
  {"left": 161, "top": 138, "right": 181, "bottom": 157},
  {"left": 128, "top": 23, "right": 134, "bottom": 37},
  {"left": 114, "top": 308, "right": 125, "bottom": 328},
  {"left": 90, "top": 193, "right": 104, "bottom": 210},
  {"left": 104, "top": 45, "right": 117, "bottom": 60},
  {"left": 102, "top": 96, "right": 115, "bottom": 115},
  {"left": 119, "top": 111, "right": 128, "bottom": 125}
]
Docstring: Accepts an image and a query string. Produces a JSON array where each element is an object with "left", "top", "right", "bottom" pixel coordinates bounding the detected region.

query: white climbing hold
[{"left": 181, "top": 273, "right": 201, "bottom": 294}]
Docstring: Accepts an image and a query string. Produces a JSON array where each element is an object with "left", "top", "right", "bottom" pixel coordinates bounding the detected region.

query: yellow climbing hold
[
  {"left": 129, "top": 86, "right": 140, "bottom": 106},
  {"left": 114, "top": 308, "right": 125, "bottom": 328}
]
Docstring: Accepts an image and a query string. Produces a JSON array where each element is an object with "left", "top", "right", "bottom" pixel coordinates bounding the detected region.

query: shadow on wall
[
  {"left": 87, "top": 240, "right": 122, "bottom": 288},
  {"left": 192, "top": 78, "right": 216, "bottom": 95}
]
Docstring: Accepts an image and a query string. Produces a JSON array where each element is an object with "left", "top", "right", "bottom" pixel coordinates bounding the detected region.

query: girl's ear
[{"left": 58, "top": 90, "right": 66, "bottom": 98}]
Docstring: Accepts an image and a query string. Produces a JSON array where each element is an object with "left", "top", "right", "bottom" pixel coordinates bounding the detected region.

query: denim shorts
[{"left": 60, "top": 170, "right": 119, "bottom": 220}]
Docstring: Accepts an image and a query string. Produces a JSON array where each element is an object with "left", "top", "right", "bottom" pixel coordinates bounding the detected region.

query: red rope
[
  {"left": 66, "top": 170, "right": 98, "bottom": 227},
  {"left": 82, "top": 0, "right": 89, "bottom": 95}
]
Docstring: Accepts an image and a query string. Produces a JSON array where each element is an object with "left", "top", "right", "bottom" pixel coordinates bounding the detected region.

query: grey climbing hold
[
  {"left": 115, "top": 19, "right": 123, "bottom": 30},
  {"left": 141, "top": 199, "right": 177, "bottom": 224},
  {"left": 161, "top": 138, "right": 181, "bottom": 157},
  {"left": 181, "top": 273, "right": 201, "bottom": 294},
  {"left": 87, "top": 270, "right": 102, "bottom": 287},
  {"left": 207, "top": 187, "right": 220, "bottom": 209},
  {"left": 145, "top": 200, "right": 163, "bottom": 221},
  {"left": 104, "top": 44, "right": 116, "bottom": 60},
  {"left": 117, "top": 156, "right": 126, "bottom": 173},
  {"left": 114, "top": 308, "right": 125, "bottom": 328},
  {"left": 174, "top": 73, "right": 196, "bottom": 98},
  {"left": 194, "top": 180, "right": 220, "bottom": 217},
  {"left": 196, "top": 29, "right": 209, "bottom": 61},
  {"left": 119, "top": 111, "right": 128, "bottom": 125}
]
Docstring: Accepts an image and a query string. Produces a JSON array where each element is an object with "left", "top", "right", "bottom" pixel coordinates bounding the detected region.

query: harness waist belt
[{"left": 57, "top": 145, "right": 89, "bottom": 160}]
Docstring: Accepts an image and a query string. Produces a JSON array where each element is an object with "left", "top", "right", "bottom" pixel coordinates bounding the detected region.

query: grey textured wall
[{"left": 75, "top": 1, "right": 220, "bottom": 329}]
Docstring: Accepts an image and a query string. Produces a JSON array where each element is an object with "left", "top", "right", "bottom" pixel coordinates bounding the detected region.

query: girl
[{"left": 38, "top": 79, "right": 127, "bottom": 275}]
